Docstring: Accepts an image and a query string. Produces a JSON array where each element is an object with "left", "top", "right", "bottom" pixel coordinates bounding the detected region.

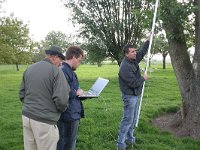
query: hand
[
  {"left": 76, "top": 89, "right": 84, "bottom": 96},
  {"left": 143, "top": 73, "right": 148, "bottom": 80},
  {"left": 147, "top": 32, "right": 152, "bottom": 41}
]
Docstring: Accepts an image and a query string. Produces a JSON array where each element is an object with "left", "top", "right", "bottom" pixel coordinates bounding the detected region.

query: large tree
[
  {"left": 63, "top": 0, "right": 154, "bottom": 65},
  {"left": 0, "top": 17, "right": 32, "bottom": 70},
  {"left": 160, "top": 0, "right": 200, "bottom": 138},
  {"left": 82, "top": 38, "right": 107, "bottom": 66}
]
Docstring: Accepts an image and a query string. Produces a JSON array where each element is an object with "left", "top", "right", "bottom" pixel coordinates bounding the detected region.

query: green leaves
[
  {"left": 0, "top": 17, "right": 32, "bottom": 66},
  {"left": 82, "top": 38, "right": 107, "bottom": 66},
  {"left": 43, "top": 31, "right": 70, "bottom": 51},
  {"left": 63, "top": 0, "right": 155, "bottom": 65},
  {"left": 160, "top": 0, "right": 194, "bottom": 45},
  {"left": 32, "top": 31, "right": 71, "bottom": 62}
]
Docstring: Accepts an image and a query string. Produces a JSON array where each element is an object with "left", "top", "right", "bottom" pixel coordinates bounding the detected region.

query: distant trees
[
  {"left": 82, "top": 39, "right": 107, "bottom": 66},
  {"left": 64, "top": 0, "right": 154, "bottom": 65},
  {"left": 0, "top": 17, "right": 33, "bottom": 71},
  {"left": 41, "top": 31, "right": 70, "bottom": 50},
  {"left": 32, "top": 31, "right": 70, "bottom": 62},
  {"left": 152, "top": 34, "right": 169, "bottom": 69},
  {"left": 31, "top": 43, "right": 46, "bottom": 63}
]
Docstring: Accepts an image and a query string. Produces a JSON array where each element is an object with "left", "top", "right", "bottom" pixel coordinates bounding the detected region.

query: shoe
[
  {"left": 126, "top": 140, "right": 134, "bottom": 145},
  {"left": 125, "top": 140, "right": 134, "bottom": 149}
]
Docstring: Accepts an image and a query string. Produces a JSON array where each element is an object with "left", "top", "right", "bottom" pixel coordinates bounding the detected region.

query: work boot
[{"left": 117, "top": 148, "right": 126, "bottom": 150}]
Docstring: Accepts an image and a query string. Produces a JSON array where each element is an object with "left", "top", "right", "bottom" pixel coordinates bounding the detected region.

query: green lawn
[{"left": 0, "top": 64, "right": 200, "bottom": 150}]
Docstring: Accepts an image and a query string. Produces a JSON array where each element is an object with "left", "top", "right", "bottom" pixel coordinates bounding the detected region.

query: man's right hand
[{"left": 76, "top": 89, "right": 84, "bottom": 96}]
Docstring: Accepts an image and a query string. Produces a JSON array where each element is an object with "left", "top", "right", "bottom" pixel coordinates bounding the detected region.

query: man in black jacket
[{"left": 117, "top": 35, "right": 150, "bottom": 150}]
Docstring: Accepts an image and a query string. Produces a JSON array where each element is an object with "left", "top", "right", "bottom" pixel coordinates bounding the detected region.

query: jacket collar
[
  {"left": 62, "top": 61, "right": 72, "bottom": 69},
  {"left": 124, "top": 56, "right": 135, "bottom": 63},
  {"left": 43, "top": 58, "right": 53, "bottom": 64}
]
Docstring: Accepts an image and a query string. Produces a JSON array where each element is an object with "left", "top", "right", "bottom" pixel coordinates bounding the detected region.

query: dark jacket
[
  {"left": 118, "top": 40, "right": 149, "bottom": 96},
  {"left": 19, "top": 58, "right": 70, "bottom": 125},
  {"left": 59, "top": 62, "right": 84, "bottom": 121}
]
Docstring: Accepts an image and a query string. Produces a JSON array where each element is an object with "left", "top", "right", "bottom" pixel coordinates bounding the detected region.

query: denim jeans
[
  {"left": 117, "top": 93, "right": 139, "bottom": 149},
  {"left": 57, "top": 119, "right": 80, "bottom": 150}
]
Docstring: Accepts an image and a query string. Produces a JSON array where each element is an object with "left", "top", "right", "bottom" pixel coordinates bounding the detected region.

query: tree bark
[
  {"left": 167, "top": 34, "right": 193, "bottom": 118},
  {"left": 162, "top": 53, "right": 166, "bottom": 69},
  {"left": 16, "top": 63, "right": 19, "bottom": 71},
  {"left": 167, "top": 30, "right": 200, "bottom": 138},
  {"left": 194, "top": 0, "right": 200, "bottom": 76},
  {"left": 161, "top": 0, "right": 200, "bottom": 138},
  {"left": 186, "top": 0, "right": 200, "bottom": 138},
  {"left": 97, "top": 62, "right": 102, "bottom": 67}
]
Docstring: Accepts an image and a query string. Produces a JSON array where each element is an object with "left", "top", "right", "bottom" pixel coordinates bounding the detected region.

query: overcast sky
[{"left": 2, "top": 0, "right": 76, "bottom": 42}]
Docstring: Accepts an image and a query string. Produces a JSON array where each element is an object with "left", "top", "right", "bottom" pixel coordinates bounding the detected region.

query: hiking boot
[{"left": 125, "top": 140, "right": 134, "bottom": 149}]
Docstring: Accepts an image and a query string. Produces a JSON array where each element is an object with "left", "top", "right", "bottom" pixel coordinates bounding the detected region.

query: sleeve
[
  {"left": 61, "top": 67, "right": 77, "bottom": 99},
  {"left": 69, "top": 89, "right": 77, "bottom": 98},
  {"left": 19, "top": 71, "right": 26, "bottom": 102},
  {"left": 52, "top": 69, "right": 70, "bottom": 112},
  {"left": 136, "top": 40, "right": 150, "bottom": 62}
]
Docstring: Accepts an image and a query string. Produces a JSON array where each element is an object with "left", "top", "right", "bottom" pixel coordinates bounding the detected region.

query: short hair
[
  {"left": 123, "top": 44, "right": 134, "bottom": 54},
  {"left": 65, "top": 46, "right": 84, "bottom": 60}
]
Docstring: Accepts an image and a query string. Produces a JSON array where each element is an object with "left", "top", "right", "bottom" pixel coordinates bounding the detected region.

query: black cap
[{"left": 45, "top": 46, "right": 65, "bottom": 60}]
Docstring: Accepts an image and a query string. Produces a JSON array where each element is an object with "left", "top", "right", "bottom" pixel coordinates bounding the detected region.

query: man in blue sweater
[{"left": 57, "top": 46, "right": 85, "bottom": 150}]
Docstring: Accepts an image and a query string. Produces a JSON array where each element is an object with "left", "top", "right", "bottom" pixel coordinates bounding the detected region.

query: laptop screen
[{"left": 88, "top": 78, "right": 109, "bottom": 95}]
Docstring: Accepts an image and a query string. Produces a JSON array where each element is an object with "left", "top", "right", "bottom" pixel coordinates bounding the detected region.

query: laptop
[{"left": 79, "top": 77, "right": 109, "bottom": 98}]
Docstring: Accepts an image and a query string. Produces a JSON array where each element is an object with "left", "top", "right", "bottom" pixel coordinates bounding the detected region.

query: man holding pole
[{"left": 117, "top": 35, "right": 150, "bottom": 150}]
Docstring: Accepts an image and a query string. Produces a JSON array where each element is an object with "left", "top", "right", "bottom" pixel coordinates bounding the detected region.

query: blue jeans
[
  {"left": 117, "top": 93, "right": 139, "bottom": 149},
  {"left": 57, "top": 119, "right": 80, "bottom": 150}
]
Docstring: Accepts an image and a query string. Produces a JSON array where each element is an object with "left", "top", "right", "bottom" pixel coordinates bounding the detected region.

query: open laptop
[{"left": 79, "top": 77, "right": 109, "bottom": 98}]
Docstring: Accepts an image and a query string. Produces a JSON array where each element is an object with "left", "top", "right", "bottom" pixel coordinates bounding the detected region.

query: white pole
[{"left": 135, "top": 0, "right": 159, "bottom": 127}]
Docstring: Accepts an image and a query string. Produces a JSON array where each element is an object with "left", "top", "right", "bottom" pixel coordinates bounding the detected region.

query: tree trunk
[
  {"left": 97, "top": 62, "right": 102, "bottom": 67},
  {"left": 186, "top": 0, "right": 200, "bottom": 138},
  {"left": 117, "top": 59, "right": 121, "bottom": 66},
  {"left": 162, "top": 53, "right": 166, "bottom": 69},
  {"left": 194, "top": 0, "right": 200, "bottom": 76},
  {"left": 168, "top": 40, "right": 200, "bottom": 138},
  {"left": 16, "top": 63, "right": 19, "bottom": 71},
  {"left": 184, "top": 79, "right": 200, "bottom": 138},
  {"left": 168, "top": 36, "right": 193, "bottom": 119},
  {"left": 149, "top": 57, "right": 152, "bottom": 68},
  {"left": 161, "top": 0, "right": 200, "bottom": 138}
]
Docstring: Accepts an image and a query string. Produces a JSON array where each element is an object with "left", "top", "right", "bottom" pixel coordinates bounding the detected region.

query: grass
[{"left": 0, "top": 63, "right": 200, "bottom": 150}]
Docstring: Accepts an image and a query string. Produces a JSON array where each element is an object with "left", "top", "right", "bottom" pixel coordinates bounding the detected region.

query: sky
[{"left": 2, "top": 0, "right": 77, "bottom": 42}]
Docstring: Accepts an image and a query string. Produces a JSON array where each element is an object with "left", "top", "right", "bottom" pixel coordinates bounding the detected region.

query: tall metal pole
[{"left": 135, "top": 0, "right": 159, "bottom": 127}]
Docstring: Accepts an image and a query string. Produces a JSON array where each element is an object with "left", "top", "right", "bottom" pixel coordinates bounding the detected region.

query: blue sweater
[{"left": 59, "top": 62, "right": 84, "bottom": 121}]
